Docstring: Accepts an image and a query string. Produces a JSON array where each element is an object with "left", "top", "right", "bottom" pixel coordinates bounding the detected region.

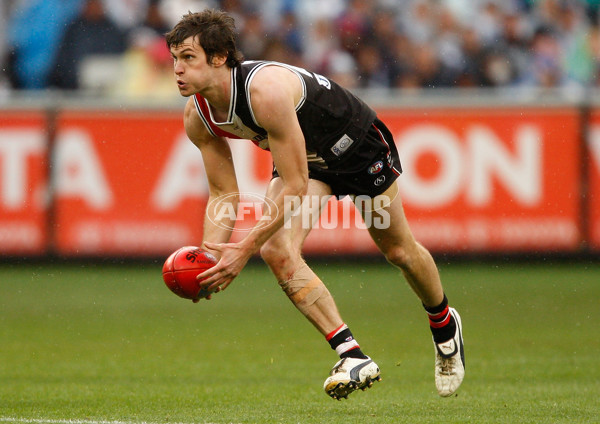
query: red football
[{"left": 162, "top": 246, "right": 218, "bottom": 300}]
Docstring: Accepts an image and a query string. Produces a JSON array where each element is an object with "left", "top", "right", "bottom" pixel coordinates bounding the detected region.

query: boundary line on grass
[{"left": 0, "top": 418, "right": 237, "bottom": 424}]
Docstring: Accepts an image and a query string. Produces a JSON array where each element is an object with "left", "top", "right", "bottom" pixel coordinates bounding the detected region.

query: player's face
[{"left": 170, "top": 37, "right": 214, "bottom": 97}]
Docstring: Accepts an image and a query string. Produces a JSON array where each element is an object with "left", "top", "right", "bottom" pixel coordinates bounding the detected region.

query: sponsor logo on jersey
[
  {"left": 374, "top": 175, "right": 386, "bottom": 186},
  {"left": 368, "top": 160, "right": 384, "bottom": 174},
  {"left": 331, "top": 134, "right": 354, "bottom": 156}
]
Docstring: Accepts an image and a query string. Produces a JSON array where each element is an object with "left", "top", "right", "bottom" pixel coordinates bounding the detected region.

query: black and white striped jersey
[{"left": 193, "top": 60, "right": 377, "bottom": 168}]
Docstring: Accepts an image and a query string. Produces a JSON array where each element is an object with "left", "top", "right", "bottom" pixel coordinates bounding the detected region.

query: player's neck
[{"left": 200, "top": 67, "right": 232, "bottom": 118}]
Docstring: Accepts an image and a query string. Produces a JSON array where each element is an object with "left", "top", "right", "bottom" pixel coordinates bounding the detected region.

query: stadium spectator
[
  {"left": 7, "top": 0, "right": 82, "bottom": 89},
  {"left": 5, "top": 0, "right": 600, "bottom": 93},
  {"left": 115, "top": 31, "right": 175, "bottom": 99},
  {"left": 102, "top": 0, "right": 151, "bottom": 31},
  {"left": 557, "top": 1, "right": 595, "bottom": 84},
  {"left": 123, "top": 0, "right": 171, "bottom": 48},
  {"left": 521, "top": 26, "right": 569, "bottom": 88},
  {"left": 371, "top": 8, "right": 402, "bottom": 85},
  {"left": 302, "top": 18, "right": 358, "bottom": 88},
  {"left": 354, "top": 42, "right": 391, "bottom": 88},
  {"left": 0, "top": 0, "right": 11, "bottom": 93},
  {"left": 294, "top": 0, "right": 345, "bottom": 26},
  {"left": 589, "top": 24, "right": 600, "bottom": 85},
  {"left": 159, "top": 0, "right": 218, "bottom": 27},
  {"left": 48, "top": 0, "right": 127, "bottom": 90},
  {"left": 236, "top": 11, "right": 267, "bottom": 60},
  {"left": 219, "top": 0, "right": 247, "bottom": 28},
  {"left": 473, "top": 1, "right": 505, "bottom": 46},
  {"left": 139, "top": 0, "right": 172, "bottom": 36},
  {"left": 455, "top": 27, "right": 488, "bottom": 87},
  {"left": 115, "top": 0, "right": 174, "bottom": 98},
  {"left": 498, "top": 9, "right": 532, "bottom": 83},
  {"left": 336, "top": 0, "right": 375, "bottom": 55},
  {"left": 324, "top": 49, "right": 359, "bottom": 89},
  {"left": 434, "top": 7, "right": 464, "bottom": 80},
  {"left": 480, "top": 46, "right": 518, "bottom": 87},
  {"left": 273, "top": 9, "right": 304, "bottom": 57},
  {"left": 402, "top": 0, "right": 437, "bottom": 44},
  {"left": 302, "top": 18, "right": 339, "bottom": 72},
  {"left": 262, "top": 37, "right": 303, "bottom": 65},
  {"left": 584, "top": 0, "right": 600, "bottom": 22},
  {"left": 402, "top": 41, "right": 455, "bottom": 88}
]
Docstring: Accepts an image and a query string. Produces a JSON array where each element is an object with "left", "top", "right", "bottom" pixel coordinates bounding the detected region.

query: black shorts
[{"left": 272, "top": 118, "right": 402, "bottom": 198}]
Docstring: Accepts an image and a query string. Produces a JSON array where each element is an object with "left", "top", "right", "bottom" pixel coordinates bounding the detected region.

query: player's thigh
[
  {"left": 264, "top": 177, "right": 333, "bottom": 254},
  {"left": 357, "top": 180, "right": 417, "bottom": 254}
]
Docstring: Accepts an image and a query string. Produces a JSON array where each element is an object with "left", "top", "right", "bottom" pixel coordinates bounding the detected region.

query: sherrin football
[{"left": 162, "top": 246, "right": 218, "bottom": 300}]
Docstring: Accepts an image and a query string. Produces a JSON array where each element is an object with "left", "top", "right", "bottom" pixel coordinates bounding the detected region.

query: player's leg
[
  {"left": 359, "top": 181, "right": 464, "bottom": 397},
  {"left": 361, "top": 182, "right": 443, "bottom": 305},
  {"left": 260, "top": 177, "right": 380, "bottom": 399},
  {"left": 260, "top": 177, "right": 341, "bottom": 334}
]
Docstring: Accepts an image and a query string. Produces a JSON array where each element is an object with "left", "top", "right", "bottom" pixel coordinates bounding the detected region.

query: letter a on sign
[
  {"left": 55, "top": 129, "right": 113, "bottom": 210},
  {"left": 152, "top": 134, "right": 207, "bottom": 211}
]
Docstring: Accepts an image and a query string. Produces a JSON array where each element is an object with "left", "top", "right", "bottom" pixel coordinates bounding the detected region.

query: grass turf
[{"left": 0, "top": 260, "right": 598, "bottom": 423}]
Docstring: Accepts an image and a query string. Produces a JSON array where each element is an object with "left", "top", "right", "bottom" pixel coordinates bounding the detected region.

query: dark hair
[{"left": 165, "top": 9, "right": 244, "bottom": 67}]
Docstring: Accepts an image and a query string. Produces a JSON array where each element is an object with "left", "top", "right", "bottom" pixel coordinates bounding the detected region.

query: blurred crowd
[{"left": 2, "top": 0, "right": 600, "bottom": 98}]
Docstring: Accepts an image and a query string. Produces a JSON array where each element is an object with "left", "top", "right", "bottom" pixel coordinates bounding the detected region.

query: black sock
[
  {"left": 424, "top": 294, "right": 457, "bottom": 344},
  {"left": 326, "top": 324, "right": 368, "bottom": 359}
]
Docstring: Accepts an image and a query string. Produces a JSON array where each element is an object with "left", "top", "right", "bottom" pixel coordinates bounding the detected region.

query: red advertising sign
[
  {"left": 377, "top": 106, "right": 582, "bottom": 253},
  {"left": 237, "top": 106, "right": 583, "bottom": 254},
  {"left": 587, "top": 111, "right": 600, "bottom": 250},
  {"left": 29, "top": 105, "right": 585, "bottom": 257},
  {"left": 53, "top": 110, "right": 205, "bottom": 255},
  {"left": 0, "top": 111, "right": 48, "bottom": 255},
  {"left": 52, "top": 110, "right": 274, "bottom": 256}
]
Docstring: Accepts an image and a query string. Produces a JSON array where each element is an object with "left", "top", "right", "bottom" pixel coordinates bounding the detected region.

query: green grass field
[{"left": 0, "top": 259, "right": 598, "bottom": 424}]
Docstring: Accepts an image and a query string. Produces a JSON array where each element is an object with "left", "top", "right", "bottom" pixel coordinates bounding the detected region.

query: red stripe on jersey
[{"left": 194, "top": 93, "right": 242, "bottom": 139}]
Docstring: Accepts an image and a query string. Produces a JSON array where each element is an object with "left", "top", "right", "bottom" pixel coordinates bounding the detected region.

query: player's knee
[
  {"left": 260, "top": 240, "right": 291, "bottom": 270},
  {"left": 383, "top": 245, "right": 413, "bottom": 270}
]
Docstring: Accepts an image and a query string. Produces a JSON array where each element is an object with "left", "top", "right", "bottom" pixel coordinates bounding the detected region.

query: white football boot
[
  {"left": 323, "top": 356, "right": 381, "bottom": 400},
  {"left": 434, "top": 307, "right": 465, "bottom": 397}
]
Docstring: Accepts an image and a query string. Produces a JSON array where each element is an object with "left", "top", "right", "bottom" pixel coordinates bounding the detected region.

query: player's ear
[{"left": 211, "top": 54, "right": 228, "bottom": 67}]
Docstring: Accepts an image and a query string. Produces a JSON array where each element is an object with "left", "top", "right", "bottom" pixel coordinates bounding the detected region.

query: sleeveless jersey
[{"left": 193, "top": 61, "right": 377, "bottom": 169}]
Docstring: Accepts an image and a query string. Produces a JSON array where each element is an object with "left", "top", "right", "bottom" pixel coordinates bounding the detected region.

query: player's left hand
[
  {"left": 192, "top": 293, "right": 213, "bottom": 303},
  {"left": 196, "top": 241, "right": 252, "bottom": 292}
]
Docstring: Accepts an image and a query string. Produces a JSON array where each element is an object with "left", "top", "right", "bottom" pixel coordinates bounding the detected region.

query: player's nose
[{"left": 174, "top": 61, "right": 184, "bottom": 75}]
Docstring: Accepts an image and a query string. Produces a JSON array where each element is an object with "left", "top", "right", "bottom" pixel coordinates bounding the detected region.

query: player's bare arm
[
  {"left": 239, "top": 66, "right": 308, "bottom": 249},
  {"left": 198, "top": 66, "right": 308, "bottom": 290},
  {"left": 183, "top": 97, "right": 239, "bottom": 249}
]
